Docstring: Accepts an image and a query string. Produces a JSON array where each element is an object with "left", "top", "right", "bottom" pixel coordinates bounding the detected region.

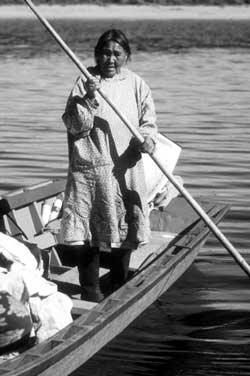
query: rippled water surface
[{"left": 1, "top": 17, "right": 250, "bottom": 375}]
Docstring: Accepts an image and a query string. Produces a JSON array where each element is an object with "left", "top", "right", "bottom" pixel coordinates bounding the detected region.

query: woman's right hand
[{"left": 84, "top": 77, "right": 100, "bottom": 99}]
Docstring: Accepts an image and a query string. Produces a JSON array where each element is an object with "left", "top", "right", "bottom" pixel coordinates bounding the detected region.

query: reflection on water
[{"left": 1, "top": 18, "right": 250, "bottom": 376}]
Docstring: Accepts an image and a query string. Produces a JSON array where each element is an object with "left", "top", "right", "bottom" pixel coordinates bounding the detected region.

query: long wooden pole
[{"left": 23, "top": 0, "right": 250, "bottom": 278}]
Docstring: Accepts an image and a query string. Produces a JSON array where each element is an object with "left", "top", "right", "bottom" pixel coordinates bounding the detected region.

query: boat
[{"left": 0, "top": 178, "right": 229, "bottom": 375}]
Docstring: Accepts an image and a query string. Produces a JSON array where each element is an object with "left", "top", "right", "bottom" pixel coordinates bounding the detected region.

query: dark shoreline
[{"left": 2, "top": 0, "right": 250, "bottom": 5}]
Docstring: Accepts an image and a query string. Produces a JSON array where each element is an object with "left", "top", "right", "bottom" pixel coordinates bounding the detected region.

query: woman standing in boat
[{"left": 60, "top": 29, "right": 157, "bottom": 302}]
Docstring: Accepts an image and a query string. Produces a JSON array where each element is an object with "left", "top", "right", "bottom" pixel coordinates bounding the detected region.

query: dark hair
[{"left": 94, "top": 29, "right": 131, "bottom": 61}]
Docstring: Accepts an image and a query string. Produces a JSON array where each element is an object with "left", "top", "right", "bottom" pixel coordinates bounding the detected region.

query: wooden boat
[{"left": 0, "top": 178, "right": 229, "bottom": 375}]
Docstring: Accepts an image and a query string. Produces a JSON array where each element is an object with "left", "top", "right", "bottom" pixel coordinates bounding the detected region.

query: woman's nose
[{"left": 107, "top": 54, "right": 115, "bottom": 62}]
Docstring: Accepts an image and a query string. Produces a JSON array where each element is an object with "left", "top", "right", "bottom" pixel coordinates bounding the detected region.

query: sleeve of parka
[
  {"left": 62, "top": 75, "right": 99, "bottom": 137},
  {"left": 135, "top": 74, "right": 158, "bottom": 141}
]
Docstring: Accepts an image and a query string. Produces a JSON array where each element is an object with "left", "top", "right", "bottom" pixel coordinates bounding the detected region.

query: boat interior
[{"left": 0, "top": 179, "right": 229, "bottom": 316}]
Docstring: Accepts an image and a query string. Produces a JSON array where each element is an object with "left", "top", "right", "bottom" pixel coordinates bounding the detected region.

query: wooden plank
[
  {"left": 29, "top": 202, "right": 44, "bottom": 235},
  {"left": 0, "top": 179, "right": 65, "bottom": 214},
  {"left": 10, "top": 206, "right": 39, "bottom": 239},
  {"left": 53, "top": 266, "right": 109, "bottom": 284},
  {"left": 29, "top": 232, "right": 58, "bottom": 250},
  {"left": 71, "top": 299, "right": 98, "bottom": 315},
  {"left": 129, "top": 231, "right": 175, "bottom": 269},
  {"left": 2, "top": 210, "right": 28, "bottom": 239}
]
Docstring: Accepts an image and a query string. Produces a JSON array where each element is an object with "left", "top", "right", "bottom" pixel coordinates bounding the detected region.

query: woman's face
[{"left": 97, "top": 41, "right": 128, "bottom": 78}]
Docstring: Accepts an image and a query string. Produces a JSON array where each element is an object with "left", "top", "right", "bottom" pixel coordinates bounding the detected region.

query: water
[{"left": 1, "top": 16, "right": 250, "bottom": 375}]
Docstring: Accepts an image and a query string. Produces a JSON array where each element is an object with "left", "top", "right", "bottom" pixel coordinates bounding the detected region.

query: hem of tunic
[{"left": 60, "top": 239, "right": 149, "bottom": 252}]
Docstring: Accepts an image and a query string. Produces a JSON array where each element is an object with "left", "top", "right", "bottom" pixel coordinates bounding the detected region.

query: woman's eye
[
  {"left": 101, "top": 50, "right": 123, "bottom": 58},
  {"left": 101, "top": 50, "right": 111, "bottom": 57}
]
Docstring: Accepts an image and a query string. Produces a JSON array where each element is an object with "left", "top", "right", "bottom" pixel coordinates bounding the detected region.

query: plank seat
[
  {"left": 0, "top": 179, "right": 65, "bottom": 215},
  {"left": 0, "top": 180, "right": 66, "bottom": 276},
  {"left": 0, "top": 179, "right": 65, "bottom": 239}
]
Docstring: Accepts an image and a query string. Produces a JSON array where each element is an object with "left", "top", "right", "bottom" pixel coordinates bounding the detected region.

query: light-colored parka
[{"left": 60, "top": 67, "right": 157, "bottom": 252}]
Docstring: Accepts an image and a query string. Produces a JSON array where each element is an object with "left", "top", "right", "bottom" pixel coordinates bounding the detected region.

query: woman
[{"left": 60, "top": 29, "right": 157, "bottom": 302}]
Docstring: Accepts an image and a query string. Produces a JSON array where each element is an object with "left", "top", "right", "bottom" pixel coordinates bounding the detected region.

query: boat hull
[{"left": 0, "top": 180, "right": 229, "bottom": 376}]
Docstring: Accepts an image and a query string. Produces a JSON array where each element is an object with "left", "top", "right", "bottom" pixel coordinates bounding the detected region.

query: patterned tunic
[{"left": 60, "top": 67, "right": 157, "bottom": 251}]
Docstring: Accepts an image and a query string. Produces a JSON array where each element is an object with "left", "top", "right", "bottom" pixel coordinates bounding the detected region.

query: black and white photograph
[{"left": 1, "top": 1, "right": 250, "bottom": 375}]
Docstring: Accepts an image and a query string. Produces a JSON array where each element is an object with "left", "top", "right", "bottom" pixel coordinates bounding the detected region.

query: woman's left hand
[{"left": 140, "top": 136, "right": 156, "bottom": 154}]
